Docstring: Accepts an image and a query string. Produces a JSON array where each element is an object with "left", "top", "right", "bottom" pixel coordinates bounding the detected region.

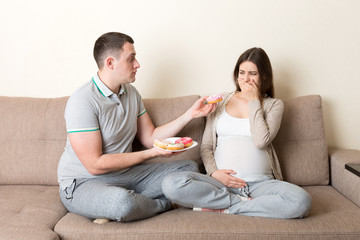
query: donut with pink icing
[
  {"left": 175, "top": 137, "right": 193, "bottom": 148},
  {"left": 206, "top": 94, "right": 224, "bottom": 104}
]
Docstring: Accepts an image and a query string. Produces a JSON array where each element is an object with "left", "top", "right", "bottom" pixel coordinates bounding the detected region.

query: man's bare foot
[
  {"left": 193, "top": 207, "right": 227, "bottom": 213},
  {"left": 93, "top": 218, "right": 111, "bottom": 224}
]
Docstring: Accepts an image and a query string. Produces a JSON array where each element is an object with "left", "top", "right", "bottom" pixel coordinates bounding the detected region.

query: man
[{"left": 57, "top": 32, "right": 214, "bottom": 222}]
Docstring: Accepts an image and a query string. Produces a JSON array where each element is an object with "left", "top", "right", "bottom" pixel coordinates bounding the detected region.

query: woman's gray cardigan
[{"left": 200, "top": 91, "right": 284, "bottom": 180}]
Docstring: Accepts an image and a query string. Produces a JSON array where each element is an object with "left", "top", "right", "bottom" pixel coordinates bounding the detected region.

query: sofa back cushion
[
  {"left": 0, "top": 94, "right": 328, "bottom": 186},
  {"left": 0, "top": 96, "right": 68, "bottom": 185},
  {"left": 0, "top": 95, "right": 204, "bottom": 185},
  {"left": 272, "top": 95, "right": 329, "bottom": 186},
  {"left": 132, "top": 95, "right": 205, "bottom": 171}
]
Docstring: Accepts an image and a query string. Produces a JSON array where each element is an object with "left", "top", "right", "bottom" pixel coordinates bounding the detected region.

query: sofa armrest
[{"left": 329, "top": 148, "right": 360, "bottom": 207}]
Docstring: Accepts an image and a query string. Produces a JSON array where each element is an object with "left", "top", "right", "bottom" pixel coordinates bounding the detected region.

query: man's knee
[
  {"left": 177, "top": 160, "right": 199, "bottom": 173},
  {"left": 108, "top": 189, "right": 139, "bottom": 222}
]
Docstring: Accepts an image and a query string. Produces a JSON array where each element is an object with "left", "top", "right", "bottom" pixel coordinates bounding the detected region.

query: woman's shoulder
[
  {"left": 220, "top": 91, "right": 235, "bottom": 98},
  {"left": 204, "top": 92, "right": 232, "bottom": 120},
  {"left": 216, "top": 91, "right": 234, "bottom": 110},
  {"left": 263, "top": 97, "right": 284, "bottom": 110},
  {"left": 263, "top": 97, "right": 282, "bottom": 103},
  {"left": 219, "top": 91, "right": 236, "bottom": 104}
]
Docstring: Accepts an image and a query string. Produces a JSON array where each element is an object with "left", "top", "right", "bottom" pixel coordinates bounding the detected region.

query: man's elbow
[
  {"left": 87, "top": 167, "right": 104, "bottom": 176},
  {"left": 85, "top": 162, "right": 107, "bottom": 175},
  {"left": 140, "top": 138, "right": 155, "bottom": 149}
]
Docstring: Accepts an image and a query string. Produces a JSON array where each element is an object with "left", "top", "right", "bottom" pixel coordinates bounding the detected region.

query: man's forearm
[
  {"left": 89, "top": 148, "right": 158, "bottom": 175},
  {"left": 152, "top": 108, "right": 193, "bottom": 141}
]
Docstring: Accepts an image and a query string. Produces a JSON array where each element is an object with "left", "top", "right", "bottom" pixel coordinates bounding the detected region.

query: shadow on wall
[
  {"left": 274, "top": 63, "right": 336, "bottom": 149},
  {"left": 321, "top": 98, "right": 336, "bottom": 149},
  {"left": 274, "top": 65, "right": 295, "bottom": 100}
]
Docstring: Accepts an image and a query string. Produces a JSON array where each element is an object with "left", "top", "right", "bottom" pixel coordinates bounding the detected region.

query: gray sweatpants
[
  {"left": 59, "top": 160, "right": 198, "bottom": 222},
  {"left": 162, "top": 171, "right": 312, "bottom": 219}
]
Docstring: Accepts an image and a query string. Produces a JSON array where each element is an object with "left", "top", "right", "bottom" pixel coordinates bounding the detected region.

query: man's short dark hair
[{"left": 93, "top": 32, "right": 134, "bottom": 69}]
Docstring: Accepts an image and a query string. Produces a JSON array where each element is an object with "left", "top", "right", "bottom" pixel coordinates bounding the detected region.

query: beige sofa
[{"left": 1, "top": 94, "right": 360, "bottom": 240}]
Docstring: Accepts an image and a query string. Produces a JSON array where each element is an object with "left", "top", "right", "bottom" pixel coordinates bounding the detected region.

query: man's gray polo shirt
[{"left": 57, "top": 74, "right": 146, "bottom": 190}]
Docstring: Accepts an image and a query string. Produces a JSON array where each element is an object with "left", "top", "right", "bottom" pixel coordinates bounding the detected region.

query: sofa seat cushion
[
  {"left": 54, "top": 186, "right": 360, "bottom": 240},
  {"left": 0, "top": 185, "right": 67, "bottom": 240}
]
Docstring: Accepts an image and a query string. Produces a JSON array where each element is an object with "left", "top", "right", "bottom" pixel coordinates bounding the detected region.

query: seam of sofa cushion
[
  {"left": 56, "top": 232, "right": 360, "bottom": 237},
  {"left": 276, "top": 138, "right": 326, "bottom": 144},
  {"left": 0, "top": 140, "right": 65, "bottom": 142}
]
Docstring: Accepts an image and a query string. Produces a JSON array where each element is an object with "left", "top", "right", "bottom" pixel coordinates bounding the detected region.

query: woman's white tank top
[{"left": 214, "top": 109, "right": 273, "bottom": 182}]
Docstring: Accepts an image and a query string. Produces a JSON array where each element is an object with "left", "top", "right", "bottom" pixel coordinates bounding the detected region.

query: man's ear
[{"left": 104, "top": 56, "right": 115, "bottom": 70}]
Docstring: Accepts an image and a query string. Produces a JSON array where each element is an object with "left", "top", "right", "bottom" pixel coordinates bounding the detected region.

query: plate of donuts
[{"left": 153, "top": 137, "right": 198, "bottom": 152}]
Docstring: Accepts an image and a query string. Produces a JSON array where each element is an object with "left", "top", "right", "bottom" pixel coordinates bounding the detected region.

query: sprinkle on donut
[
  {"left": 175, "top": 137, "right": 193, "bottom": 148},
  {"left": 153, "top": 137, "right": 194, "bottom": 151},
  {"left": 154, "top": 139, "right": 171, "bottom": 149},
  {"left": 166, "top": 142, "right": 185, "bottom": 151},
  {"left": 206, "top": 94, "right": 224, "bottom": 104}
]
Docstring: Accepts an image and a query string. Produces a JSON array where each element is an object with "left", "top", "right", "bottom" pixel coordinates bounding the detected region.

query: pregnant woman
[{"left": 162, "top": 47, "right": 311, "bottom": 219}]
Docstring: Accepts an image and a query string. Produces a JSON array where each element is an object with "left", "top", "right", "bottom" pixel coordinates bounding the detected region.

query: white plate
[{"left": 153, "top": 137, "right": 198, "bottom": 152}]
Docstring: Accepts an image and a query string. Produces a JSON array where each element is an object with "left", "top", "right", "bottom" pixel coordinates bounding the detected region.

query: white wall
[{"left": 1, "top": 0, "right": 359, "bottom": 150}]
